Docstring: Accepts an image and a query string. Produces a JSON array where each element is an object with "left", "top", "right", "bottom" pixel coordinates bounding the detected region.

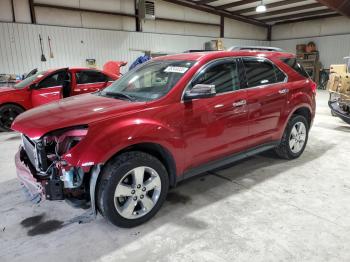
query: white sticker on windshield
[{"left": 164, "top": 66, "right": 189, "bottom": 74}]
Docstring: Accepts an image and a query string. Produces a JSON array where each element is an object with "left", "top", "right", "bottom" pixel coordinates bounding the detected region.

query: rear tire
[
  {"left": 0, "top": 104, "right": 24, "bottom": 132},
  {"left": 97, "top": 151, "right": 169, "bottom": 228},
  {"left": 275, "top": 115, "right": 309, "bottom": 160}
]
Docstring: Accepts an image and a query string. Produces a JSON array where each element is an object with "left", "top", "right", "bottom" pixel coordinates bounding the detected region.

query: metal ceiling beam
[
  {"left": 274, "top": 13, "right": 342, "bottom": 25},
  {"left": 250, "top": 3, "right": 324, "bottom": 19},
  {"left": 262, "top": 9, "right": 336, "bottom": 22},
  {"left": 29, "top": 0, "right": 36, "bottom": 24},
  {"left": 216, "top": 0, "right": 258, "bottom": 10},
  {"left": 33, "top": 3, "right": 136, "bottom": 18},
  {"left": 11, "top": 0, "right": 15, "bottom": 22},
  {"left": 316, "top": 0, "right": 350, "bottom": 17},
  {"left": 163, "top": 0, "right": 267, "bottom": 27},
  {"left": 196, "top": 0, "right": 218, "bottom": 4},
  {"left": 236, "top": 0, "right": 307, "bottom": 14}
]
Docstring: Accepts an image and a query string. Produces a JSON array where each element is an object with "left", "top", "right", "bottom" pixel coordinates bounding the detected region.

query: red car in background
[{"left": 0, "top": 66, "right": 121, "bottom": 131}]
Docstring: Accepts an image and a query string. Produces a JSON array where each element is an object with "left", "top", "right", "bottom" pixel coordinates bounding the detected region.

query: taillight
[{"left": 310, "top": 81, "right": 317, "bottom": 95}]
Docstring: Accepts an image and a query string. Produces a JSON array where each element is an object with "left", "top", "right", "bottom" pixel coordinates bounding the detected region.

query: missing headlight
[{"left": 43, "top": 126, "right": 88, "bottom": 157}]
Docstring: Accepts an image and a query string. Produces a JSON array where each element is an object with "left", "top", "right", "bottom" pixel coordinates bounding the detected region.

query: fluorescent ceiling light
[{"left": 256, "top": 1, "right": 266, "bottom": 13}]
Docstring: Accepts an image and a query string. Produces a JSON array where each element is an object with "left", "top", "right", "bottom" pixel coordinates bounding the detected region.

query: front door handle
[
  {"left": 232, "top": 99, "right": 247, "bottom": 107},
  {"left": 278, "top": 88, "right": 289, "bottom": 94}
]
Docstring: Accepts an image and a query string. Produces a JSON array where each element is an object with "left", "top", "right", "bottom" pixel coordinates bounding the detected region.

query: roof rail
[{"left": 228, "top": 46, "right": 285, "bottom": 52}]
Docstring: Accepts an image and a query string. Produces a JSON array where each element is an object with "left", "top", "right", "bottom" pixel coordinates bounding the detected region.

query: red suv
[
  {"left": 12, "top": 50, "right": 316, "bottom": 228},
  {"left": 0, "top": 67, "right": 120, "bottom": 131}
]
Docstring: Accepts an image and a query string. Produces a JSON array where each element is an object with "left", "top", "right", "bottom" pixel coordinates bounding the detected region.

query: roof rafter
[
  {"left": 250, "top": 3, "right": 324, "bottom": 19},
  {"left": 236, "top": 0, "right": 307, "bottom": 14},
  {"left": 316, "top": 0, "right": 350, "bottom": 17},
  {"left": 163, "top": 0, "right": 267, "bottom": 27},
  {"left": 216, "top": 0, "right": 259, "bottom": 10},
  {"left": 275, "top": 13, "right": 341, "bottom": 25},
  {"left": 262, "top": 9, "right": 336, "bottom": 22}
]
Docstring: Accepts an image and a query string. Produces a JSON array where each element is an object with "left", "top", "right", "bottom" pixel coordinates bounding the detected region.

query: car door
[
  {"left": 31, "top": 69, "right": 68, "bottom": 107},
  {"left": 182, "top": 58, "right": 249, "bottom": 171},
  {"left": 243, "top": 57, "right": 290, "bottom": 147},
  {"left": 73, "top": 70, "right": 109, "bottom": 95}
]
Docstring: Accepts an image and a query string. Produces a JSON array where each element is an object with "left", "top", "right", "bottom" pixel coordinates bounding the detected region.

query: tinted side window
[
  {"left": 76, "top": 71, "right": 107, "bottom": 84},
  {"left": 281, "top": 58, "right": 309, "bottom": 78},
  {"left": 38, "top": 71, "right": 67, "bottom": 88},
  {"left": 275, "top": 66, "right": 287, "bottom": 82},
  {"left": 243, "top": 58, "right": 276, "bottom": 87},
  {"left": 192, "top": 60, "right": 240, "bottom": 94}
]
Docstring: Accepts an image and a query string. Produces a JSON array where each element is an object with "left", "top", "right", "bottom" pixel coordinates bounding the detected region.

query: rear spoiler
[{"left": 103, "top": 61, "right": 127, "bottom": 77}]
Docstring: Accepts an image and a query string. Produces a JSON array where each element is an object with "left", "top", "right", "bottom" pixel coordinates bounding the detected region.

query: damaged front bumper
[
  {"left": 15, "top": 146, "right": 101, "bottom": 215},
  {"left": 15, "top": 149, "right": 44, "bottom": 203}
]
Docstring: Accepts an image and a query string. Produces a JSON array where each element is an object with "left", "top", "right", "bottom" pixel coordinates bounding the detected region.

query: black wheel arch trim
[{"left": 89, "top": 142, "right": 178, "bottom": 216}]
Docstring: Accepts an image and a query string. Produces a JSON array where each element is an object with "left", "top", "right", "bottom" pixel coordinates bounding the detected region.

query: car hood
[
  {"left": 0, "top": 86, "right": 16, "bottom": 95},
  {"left": 12, "top": 93, "right": 147, "bottom": 139}
]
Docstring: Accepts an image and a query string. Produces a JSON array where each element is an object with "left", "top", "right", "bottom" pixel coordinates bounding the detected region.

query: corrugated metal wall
[
  {"left": 272, "top": 34, "right": 350, "bottom": 68},
  {"left": 0, "top": 22, "right": 268, "bottom": 74}
]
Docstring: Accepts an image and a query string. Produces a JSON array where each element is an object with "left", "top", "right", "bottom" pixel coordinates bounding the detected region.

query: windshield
[
  {"left": 14, "top": 71, "right": 47, "bottom": 89},
  {"left": 99, "top": 60, "right": 195, "bottom": 101}
]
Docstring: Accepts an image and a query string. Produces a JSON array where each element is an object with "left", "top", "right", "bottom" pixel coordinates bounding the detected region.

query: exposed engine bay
[{"left": 18, "top": 126, "right": 91, "bottom": 205}]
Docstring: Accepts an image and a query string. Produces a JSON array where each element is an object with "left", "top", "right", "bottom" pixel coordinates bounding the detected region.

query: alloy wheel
[
  {"left": 114, "top": 166, "right": 162, "bottom": 219},
  {"left": 289, "top": 121, "right": 307, "bottom": 154},
  {"left": 0, "top": 107, "right": 22, "bottom": 130}
]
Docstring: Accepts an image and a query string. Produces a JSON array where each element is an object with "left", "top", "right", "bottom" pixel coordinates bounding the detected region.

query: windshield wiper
[{"left": 104, "top": 91, "right": 135, "bottom": 101}]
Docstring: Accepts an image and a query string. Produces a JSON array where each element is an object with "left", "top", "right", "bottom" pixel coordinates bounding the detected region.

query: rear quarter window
[
  {"left": 280, "top": 58, "right": 310, "bottom": 78},
  {"left": 242, "top": 58, "right": 286, "bottom": 88}
]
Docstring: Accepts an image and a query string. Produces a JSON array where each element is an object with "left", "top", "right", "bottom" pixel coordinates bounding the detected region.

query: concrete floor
[{"left": 1, "top": 90, "right": 350, "bottom": 262}]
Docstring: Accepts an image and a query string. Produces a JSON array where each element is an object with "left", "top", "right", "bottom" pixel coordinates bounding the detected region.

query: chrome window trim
[{"left": 181, "top": 56, "right": 288, "bottom": 102}]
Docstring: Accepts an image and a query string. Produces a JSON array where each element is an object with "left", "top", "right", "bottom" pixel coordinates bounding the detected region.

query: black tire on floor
[
  {"left": 97, "top": 151, "right": 169, "bottom": 228},
  {"left": 0, "top": 104, "right": 24, "bottom": 132},
  {"left": 275, "top": 115, "right": 309, "bottom": 160}
]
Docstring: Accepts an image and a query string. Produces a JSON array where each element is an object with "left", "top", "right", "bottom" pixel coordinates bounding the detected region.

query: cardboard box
[
  {"left": 327, "top": 73, "right": 341, "bottom": 92},
  {"left": 339, "top": 73, "right": 350, "bottom": 94},
  {"left": 330, "top": 64, "right": 347, "bottom": 74}
]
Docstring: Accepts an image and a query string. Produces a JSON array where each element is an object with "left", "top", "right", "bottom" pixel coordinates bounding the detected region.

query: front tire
[
  {"left": 0, "top": 104, "right": 24, "bottom": 132},
  {"left": 275, "top": 115, "right": 309, "bottom": 160},
  {"left": 97, "top": 151, "right": 169, "bottom": 228}
]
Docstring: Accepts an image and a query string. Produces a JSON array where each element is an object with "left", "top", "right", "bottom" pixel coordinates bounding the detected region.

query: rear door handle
[
  {"left": 278, "top": 88, "right": 289, "bottom": 94},
  {"left": 232, "top": 99, "right": 247, "bottom": 107}
]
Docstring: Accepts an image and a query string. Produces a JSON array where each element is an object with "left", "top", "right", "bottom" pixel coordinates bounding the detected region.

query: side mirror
[{"left": 184, "top": 84, "right": 216, "bottom": 101}]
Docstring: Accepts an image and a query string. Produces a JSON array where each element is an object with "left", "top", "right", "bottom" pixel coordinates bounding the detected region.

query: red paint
[
  {"left": 103, "top": 61, "right": 128, "bottom": 77},
  {"left": 0, "top": 67, "right": 119, "bottom": 112},
  {"left": 12, "top": 51, "right": 316, "bottom": 179}
]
